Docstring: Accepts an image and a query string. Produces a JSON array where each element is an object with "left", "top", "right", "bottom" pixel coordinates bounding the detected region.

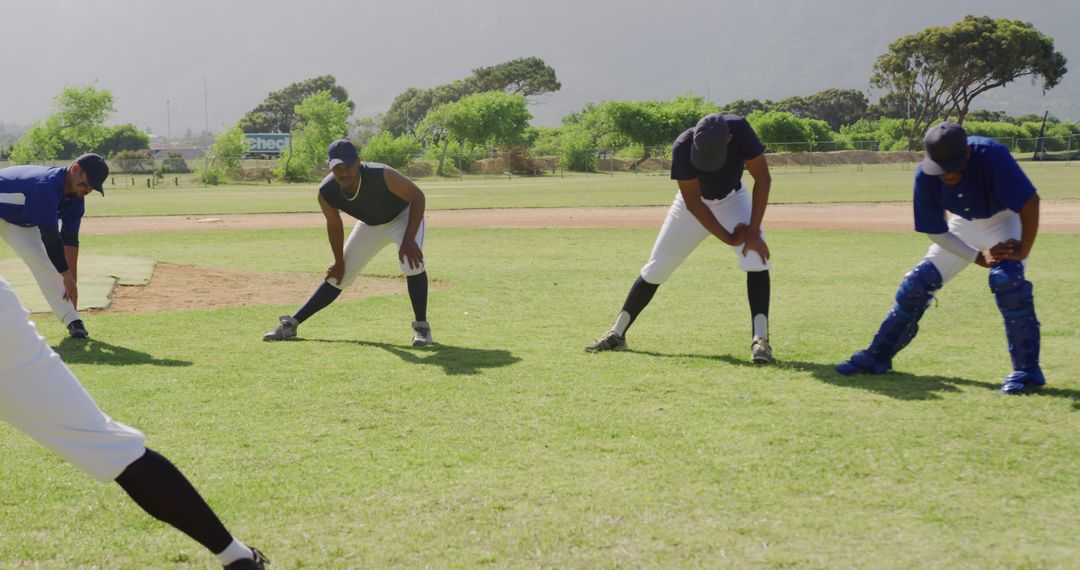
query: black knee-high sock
[
  {"left": 616, "top": 276, "right": 660, "bottom": 334},
  {"left": 115, "top": 449, "right": 233, "bottom": 555},
  {"left": 747, "top": 270, "right": 770, "bottom": 332},
  {"left": 407, "top": 272, "right": 428, "bottom": 322},
  {"left": 293, "top": 281, "right": 342, "bottom": 324}
]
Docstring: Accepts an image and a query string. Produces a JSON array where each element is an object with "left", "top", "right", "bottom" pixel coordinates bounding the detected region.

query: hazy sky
[{"left": 2, "top": 0, "right": 1077, "bottom": 137}]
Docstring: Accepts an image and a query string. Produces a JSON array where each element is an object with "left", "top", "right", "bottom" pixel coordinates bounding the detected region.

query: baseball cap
[
  {"left": 327, "top": 139, "right": 359, "bottom": 168},
  {"left": 922, "top": 122, "right": 969, "bottom": 175},
  {"left": 690, "top": 113, "right": 731, "bottom": 172},
  {"left": 75, "top": 153, "right": 108, "bottom": 194}
]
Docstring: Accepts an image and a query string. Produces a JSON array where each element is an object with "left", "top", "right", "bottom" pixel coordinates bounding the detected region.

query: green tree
[
  {"left": 10, "top": 85, "right": 115, "bottom": 163},
  {"left": 237, "top": 75, "right": 354, "bottom": 134},
  {"left": 598, "top": 95, "right": 718, "bottom": 169},
  {"left": 360, "top": 131, "right": 422, "bottom": 170},
  {"left": 275, "top": 91, "right": 351, "bottom": 181},
  {"left": 746, "top": 111, "right": 816, "bottom": 150},
  {"left": 383, "top": 57, "right": 559, "bottom": 135},
  {"left": 871, "top": 15, "right": 1067, "bottom": 148},
  {"left": 96, "top": 123, "right": 150, "bottom": 156},
  {"left": 199, "top": 126, "right": 248, "bottom": 185},
  {"left": 418, "top": 91, "right": 530, "bottom": 175}
]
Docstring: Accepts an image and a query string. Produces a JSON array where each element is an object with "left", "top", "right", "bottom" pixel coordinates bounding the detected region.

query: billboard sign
[{"left": 245, "top": 133, "right": 290, "bottom": 155}]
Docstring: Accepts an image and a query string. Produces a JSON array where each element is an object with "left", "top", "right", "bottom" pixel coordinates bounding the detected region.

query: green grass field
[
  {"left": 1, "top": 167, "right": 1078, "bottom": 568},
  {"left": 81, "top": 161, "right": 1079, "bottom": 217}
]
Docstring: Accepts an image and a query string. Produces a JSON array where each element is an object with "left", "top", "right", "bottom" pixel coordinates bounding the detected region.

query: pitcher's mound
[{"left": 100, "top": 263, "right": 445, "bottom": 314}]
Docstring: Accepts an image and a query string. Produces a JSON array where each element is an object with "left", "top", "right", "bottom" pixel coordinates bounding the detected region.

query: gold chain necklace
[{"left": 343, "top": 170, "right": 362, "bottom": 201}]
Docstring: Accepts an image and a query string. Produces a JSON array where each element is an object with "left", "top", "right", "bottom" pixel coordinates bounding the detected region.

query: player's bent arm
[
  {"left": 744, "top": 154, "right": 771, "bottom": 234},
  {"left": 677, "top": 179, "right": 741, "bottom": 245},
  {"left": 928, "top": 231, "right": 980, "bottom": 262},
  {"left": 64, "top": 245, "right": 79, "bottom": 284},
  {"left": 318, "top": 194, "right": 346, "bottom": 265},
  {"left": 1017, "top": 193, "right": 1039, "bottom": 260},
  {"left": 385, "top": 167, "right": 426, "bottom": 244}
]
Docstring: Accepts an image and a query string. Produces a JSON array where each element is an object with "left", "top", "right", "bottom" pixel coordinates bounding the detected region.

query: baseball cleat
[
  {"left": 411, "top": 321, "right": 433, "bottom": 347},
  {"left": 67, "top": 319, "right": 89, "bottom": 339},
  {"left": 999, "top": 370, "right": 1045, "bottom": 395},
  {"left": 835, "top": 350, "right": 891, "bottom": 375},
  {"left": 751, "top": 338, "right": 774, "bottom": 364},
  {"left": 585, "top": 330, "right": 626, "bottom": 353},
  {"left": 224, "top": 547, "right": 269, "bottom": 569},
  {"left": 263, "top": 315, "right": 298, "bottom": 341}
]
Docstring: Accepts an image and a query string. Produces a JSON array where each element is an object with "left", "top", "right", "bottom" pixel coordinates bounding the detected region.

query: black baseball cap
[
  {"left": 327, "top": 139, "right": 359, "bottom": 168},
  {"left": 75, "top": 153, "right": 108, "bottom": 194},
  {"left": 922, "top": 122, "right": 969, "bottom": 175},
  {"left": 690, "top": 113, "right": 730, "bottom": 172}
]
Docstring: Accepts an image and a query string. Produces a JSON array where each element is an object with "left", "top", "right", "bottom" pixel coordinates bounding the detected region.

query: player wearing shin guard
[
  {"left": 264, "top": 139, "right": 433, "bottom": 346},
  {"left": 585, "top": 113, "right": 775, "bottom": 363},
  {"left": 0, "top": 278, "right": 267, "bottom": 568},
  {"left": 837, "top": 122, "right": 1045, "bottom": 395}
]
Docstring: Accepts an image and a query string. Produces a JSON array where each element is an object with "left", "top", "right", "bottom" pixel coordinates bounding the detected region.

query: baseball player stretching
[
  {"left": 837, "top": 122, "right": 1046, "bottom": 395},
  {"left": 264, "top": 139, "right": 433, "bottom": 346},
  {"left": 0, "top": 154, "right": 108, "bottom": 339},
  {"left": 586, "top": 113, "right": 775, "bottom": 363},
  {"left": 0, "top": 277, "right": 267, "bottom": 568}
]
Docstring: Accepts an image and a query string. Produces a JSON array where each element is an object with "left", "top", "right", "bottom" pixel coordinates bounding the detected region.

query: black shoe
[
  {"left": 585, "top": 330, "right": 627, "bottom": 352},
  {"left": 224, "top": 548, "right": 268, "bottom": 569},
  {"left": 67, "top": 320, "right": 89, "bottom": 339}
]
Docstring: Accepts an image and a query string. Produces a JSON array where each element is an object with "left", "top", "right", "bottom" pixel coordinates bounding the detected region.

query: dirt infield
[{"left": 85, "top": 202, "right": 1080, "bottom": 313}]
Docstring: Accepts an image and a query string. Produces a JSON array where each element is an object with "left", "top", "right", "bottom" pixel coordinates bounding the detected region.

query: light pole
[{"left": 166, "top": 99, "right": 172, "bottom": 142}]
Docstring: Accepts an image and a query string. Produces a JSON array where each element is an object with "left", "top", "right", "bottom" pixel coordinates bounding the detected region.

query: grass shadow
[
  {"left": 303, "top": 338, "right": 521, "bottom": 376},
  {"left": 630, "top": 349, "right": 1080, "bottom": 407},
  {"left": 53, "top": 337, "right": 193, "bottom": 367}
]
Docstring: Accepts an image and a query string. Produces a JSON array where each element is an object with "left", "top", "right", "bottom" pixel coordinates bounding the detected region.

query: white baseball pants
[
  {"left": 0, "top": 277, "right": 145, "bottom": 482},
  {"left": 334, "top": 206, "right": 426, "bottom": 289},
  {"left": 926, "top": 210, "right": 1023, "bottom": 284},
  {"left": 640, "top": 187, "right": 772, "bottom": 284},
  {"left": 0, "top": 219, "right": 80, "bottom": 325}
]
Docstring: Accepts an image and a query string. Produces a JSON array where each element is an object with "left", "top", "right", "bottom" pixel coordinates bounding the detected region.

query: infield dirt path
[{"left": 81, "top": 201, "right": 1080, "bottom": 234}]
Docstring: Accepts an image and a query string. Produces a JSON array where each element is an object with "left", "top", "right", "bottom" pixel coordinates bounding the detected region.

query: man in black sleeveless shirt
[{"left": 264, "top": 139, "right": 433, "bottom": 346}]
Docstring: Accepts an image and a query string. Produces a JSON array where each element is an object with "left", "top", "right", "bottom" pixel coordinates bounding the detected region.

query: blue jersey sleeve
[
  {"left": 987, "top": 145, "right": 1037, "bottom": 212},
  {"left": 58, "top": 198, "right": 84, "bottom": 247},
  {"left": 912, "top": 169, "right": 948, "bottom": 234}
]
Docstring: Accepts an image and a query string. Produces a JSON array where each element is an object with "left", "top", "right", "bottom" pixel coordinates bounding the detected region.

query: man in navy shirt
[
  {"left": 0, "top": 154, "right": 108, "bottom": 338},
  {"left": 836, "top": 122, "right": 1045, "bottom": 395},
  {"left": 585, "top": 113, "right": 776, "bottom": 363}
]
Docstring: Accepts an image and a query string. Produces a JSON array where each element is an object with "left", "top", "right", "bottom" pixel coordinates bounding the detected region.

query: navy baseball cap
[
  {"left": 327, "top": 139, "right": 359, "bottom": 168},
  {"left": 75, "top": 153, "right": 109, "bottom": 194},
  {"left": 690, "top": 113, "right": 730, "bottom": 172},
  {"left": 922, "top": 122, "right": 969, "bottom": 175}
]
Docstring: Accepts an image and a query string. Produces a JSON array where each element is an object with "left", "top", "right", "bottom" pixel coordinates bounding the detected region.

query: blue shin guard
[
  {"left": 837, "top": 260, "right": 943, "bottom": 375},
  {"left": 989, "top": 261, "right": 1044, "bottom": 394}
]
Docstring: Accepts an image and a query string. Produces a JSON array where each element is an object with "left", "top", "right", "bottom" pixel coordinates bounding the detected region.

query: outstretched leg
[
  {"left": 836, "top": 259, "right": 943, "bottom": 375},
  {"left": 747, "top": 270, "right": 772, "bottom": 363},
  {"left": 989, "top": 261, "right": 1044, "bottom": 394},
  {"left": 585, "top": 276, "right": 659, "bottom": 352}
]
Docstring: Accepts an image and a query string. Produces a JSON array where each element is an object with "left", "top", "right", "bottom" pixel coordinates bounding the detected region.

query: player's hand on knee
[
  {"left": 989, "top": 239, "right": 1021, "bottom": 261},
  {"left": 742, "top": 232, "right": 770, "bottom": 263},
  {"left": 326, "top": 263, "right": 345, "bottom": 286},
  {"left": 399, "top": 242, "right": 423, "bottom": 270},
  {"left": 726, "top": 223, "right": 748, "bottom": 246}
]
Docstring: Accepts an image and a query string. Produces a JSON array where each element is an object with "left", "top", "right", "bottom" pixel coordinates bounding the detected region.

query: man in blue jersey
[
  {"left": 836, "top": 122, "right": 1045, "bottom": 395},
  {"left": 264, "top": 139, "right": 433, "bottom": 346},
  {"left": 0, "top": 154, "right": 107, "bottom": 339}
]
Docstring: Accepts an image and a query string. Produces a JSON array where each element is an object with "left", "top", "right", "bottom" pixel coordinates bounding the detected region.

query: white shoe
[
  {"left": 412, "top": 321, "right": 433, "bottom": 346},
  {"left": 263, "top": 315, "right": 298, "bottom": 341}
]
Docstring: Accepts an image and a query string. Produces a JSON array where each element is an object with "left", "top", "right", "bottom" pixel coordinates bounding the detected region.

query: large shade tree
[
  {"left": 383, "top": 57, "right": 559, "bottom": 135},
  {"left": 417, "top": 91, "right": 531, "bottom": 175},
  {"left": 871, "top": 15, "right": 1067, "bottom": 148},
  {"left": 238, "top": 75, "right": 354, "bottom": 134},
  {"left": 10, "top": 85, "right": 115, "bottom": 163}
]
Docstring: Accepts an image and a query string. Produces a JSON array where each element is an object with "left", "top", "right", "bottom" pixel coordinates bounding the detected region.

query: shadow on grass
[
  {"left": 52, "top": 337, "right": 193, "bottom": 367},
  {"left": 304, "top": 338, "right": 521, "bottom": 376},
  {"left": 631, "top": 349, "right": 1080, "bottom": 407}
]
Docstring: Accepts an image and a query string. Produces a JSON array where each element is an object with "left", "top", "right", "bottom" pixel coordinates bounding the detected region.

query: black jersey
[
  {"left": 670, "top": 115, "right": 766, "bottom": 200},
  {"left": 318, "top": 162, "right": 408, "bottom": 225}
]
